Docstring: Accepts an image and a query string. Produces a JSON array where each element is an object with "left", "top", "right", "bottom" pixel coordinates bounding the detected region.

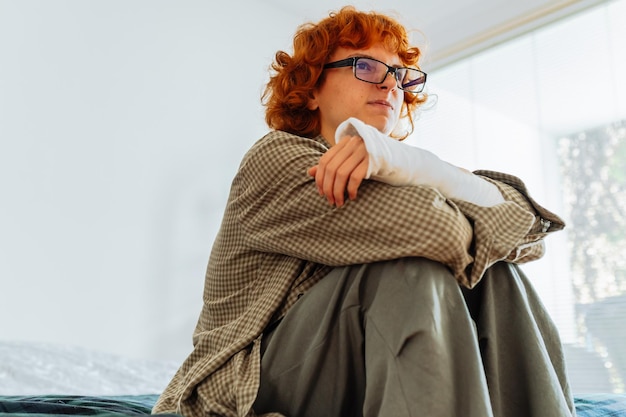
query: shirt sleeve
[
  {"left": 449, "top": 170, "right": 566, "bottom": 285},
  {"left": 232, "top": 131, "right": 561, "bottom": 287}
]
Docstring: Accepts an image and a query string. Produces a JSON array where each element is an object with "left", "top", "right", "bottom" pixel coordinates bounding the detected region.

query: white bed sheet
[{"left": 0, "top": 341, "right": 179, "bottom": 396}]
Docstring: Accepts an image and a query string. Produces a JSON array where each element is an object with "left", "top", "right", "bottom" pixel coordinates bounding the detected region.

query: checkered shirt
[{"left": 153, "top": 130, "right": 565, "bottom": 417}]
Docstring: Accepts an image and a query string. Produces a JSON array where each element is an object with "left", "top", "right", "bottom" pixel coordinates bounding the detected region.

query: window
[{"left": 408, "top": 0, "right": 626, "bottom": 393}]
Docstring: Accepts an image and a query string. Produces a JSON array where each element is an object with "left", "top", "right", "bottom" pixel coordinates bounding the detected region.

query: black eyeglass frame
[{"left": 323, "top": 56, "right": 427, "bottom": 93}]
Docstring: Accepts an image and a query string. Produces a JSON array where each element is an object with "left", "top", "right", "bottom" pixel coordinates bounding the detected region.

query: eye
[{"left": 355, "top": 58, "right": 376, "bottom": 73}]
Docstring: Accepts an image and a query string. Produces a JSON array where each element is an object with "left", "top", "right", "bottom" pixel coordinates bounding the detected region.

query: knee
[
  {"left": 362, "top": 258, "right": 468, "bottom": 356},
  {"left": 370, "top": 257, "right": 460, "bottom": 297},
  {"left": 360, "top": 257, "right": 466, "bottom": 323}
]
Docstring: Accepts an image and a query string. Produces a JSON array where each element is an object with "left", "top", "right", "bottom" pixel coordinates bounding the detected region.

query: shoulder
[
  {"left": 248, "top": 130, "right": 328, "bottom": 156},
  {"left": 228, "top": 131, "right": 329, "bottom": 194},
  {"left": 240, "top": 130, "right": 329, "bottom": 171}
]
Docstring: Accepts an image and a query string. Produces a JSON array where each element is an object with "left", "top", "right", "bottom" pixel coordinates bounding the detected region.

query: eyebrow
[{"left": 347, "top": 54, "right": 405, "bottom": 68}]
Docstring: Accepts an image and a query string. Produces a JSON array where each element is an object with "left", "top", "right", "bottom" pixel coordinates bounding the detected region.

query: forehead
[{"left": 330, "top": 45, "right": 403, "bottom": 66}]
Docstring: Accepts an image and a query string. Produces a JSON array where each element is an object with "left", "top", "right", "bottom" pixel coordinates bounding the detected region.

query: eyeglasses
[{"left": 323, "top": 56, "right": 427, "bottom": 93}]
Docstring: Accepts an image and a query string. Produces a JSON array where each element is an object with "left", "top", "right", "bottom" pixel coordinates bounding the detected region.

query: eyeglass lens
[{"left": 354, "top": 58, "right": 426, "bottom": 93}]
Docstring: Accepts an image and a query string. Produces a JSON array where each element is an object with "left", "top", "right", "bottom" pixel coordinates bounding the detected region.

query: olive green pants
[{"left": 253, "top": 258, "right": 575, "bottom": 417}]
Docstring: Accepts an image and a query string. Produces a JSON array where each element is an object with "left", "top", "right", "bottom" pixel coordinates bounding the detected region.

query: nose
[{"left": 379, "top": 69, "right": 398, "bottom": 90}]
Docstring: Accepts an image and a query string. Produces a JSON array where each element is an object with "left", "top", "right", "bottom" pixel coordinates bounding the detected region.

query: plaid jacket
[{"left": 153, "top": 130, "right": 564, "bottom": 417}]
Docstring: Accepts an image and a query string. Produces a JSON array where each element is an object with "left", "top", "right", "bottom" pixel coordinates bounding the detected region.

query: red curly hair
[{"left": 262, "top": 6, "right": 428, "bottom": 139}]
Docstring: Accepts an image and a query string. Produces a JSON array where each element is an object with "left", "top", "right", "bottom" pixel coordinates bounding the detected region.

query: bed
[
  {"left": 0, "top": 341, "right": 179, "bottom": 416},
  {"left": 2, "top": 341, "right": 626, "bottom": 416}
]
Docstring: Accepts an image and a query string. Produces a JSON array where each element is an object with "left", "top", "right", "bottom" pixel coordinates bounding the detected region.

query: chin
[
  {"left": 377, "top": 122, "right": 395, "bottom": 136},
  {"left": 362, "top": 118, "right": 394, "bottom": 135},
  {"left": 353, "top": 112, "right": 398, "bottom": 135}
]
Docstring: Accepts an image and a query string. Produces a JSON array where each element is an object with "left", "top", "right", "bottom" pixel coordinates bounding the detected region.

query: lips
[{"left": 369, "top": 99, "right": 394, "bottom": 110}]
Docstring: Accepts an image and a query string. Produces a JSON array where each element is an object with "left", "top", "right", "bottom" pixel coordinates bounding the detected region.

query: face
[{"left": 308, "top": 45, "right": 405, "bottom": 145}]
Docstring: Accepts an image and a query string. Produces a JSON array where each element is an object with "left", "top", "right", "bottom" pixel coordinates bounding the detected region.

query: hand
[{"left": 308, "top": 135, "right": 369, "bottom": 207}]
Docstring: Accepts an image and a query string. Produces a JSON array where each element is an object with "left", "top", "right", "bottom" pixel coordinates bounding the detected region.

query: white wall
[
  {"left": 0, "top": 0, "right": 300, "bottom": 362},
  {"left": 4, "top": 0, "right": 622, "bottom": 365}
]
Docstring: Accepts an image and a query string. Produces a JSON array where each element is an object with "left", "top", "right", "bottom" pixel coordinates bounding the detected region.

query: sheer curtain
[{"left": 407, "top": 0, "right": 626, "bottom": 393}]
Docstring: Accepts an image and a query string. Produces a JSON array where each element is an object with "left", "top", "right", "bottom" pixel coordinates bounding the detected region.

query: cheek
[
  {"left": 395, "top": 94, "right": 405, "bottom": 112},
  {"left": 391, "top": 98, "right": 404, "bottom": 121}
]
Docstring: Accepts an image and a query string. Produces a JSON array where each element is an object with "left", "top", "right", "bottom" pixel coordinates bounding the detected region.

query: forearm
[
  {"left": 241, "top": 130, "right": 564, "bottom": 288},
  {"left": 335, "top": 119, "right": 566, "bottom": 284},
  {"left": 235, "top": 131, "right": 476, "bottom": 282},
  {"left": 336, "top": 117, "right": 505, "bottom": 207}
]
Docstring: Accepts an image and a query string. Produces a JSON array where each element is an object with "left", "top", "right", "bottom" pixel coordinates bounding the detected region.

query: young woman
[{"left": 154, "top": 7, "right": 575, "bottom": 417}]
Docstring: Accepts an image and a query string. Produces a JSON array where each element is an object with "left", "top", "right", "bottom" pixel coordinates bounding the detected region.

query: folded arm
[
  {"left": 310, "top": 117, "right": 505, "bottom": 208},
  {"left": 236, "top": 131, "right": 476, "bottom": 283},
  {"left": 306, "top": 118, "right": 565, "bottom": 285}
]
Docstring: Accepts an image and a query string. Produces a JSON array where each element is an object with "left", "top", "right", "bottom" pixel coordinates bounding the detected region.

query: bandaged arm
[{"left": 336, "top": 117, "right": 505, "bottom": 207}]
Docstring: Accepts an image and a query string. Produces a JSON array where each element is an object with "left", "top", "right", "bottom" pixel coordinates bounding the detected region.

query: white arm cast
[{"left": 335, "top": 117, "right": 505, "bottom": 207}]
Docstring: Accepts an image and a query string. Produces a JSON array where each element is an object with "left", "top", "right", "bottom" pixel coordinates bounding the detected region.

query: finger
[
  {"left": 315, "top": 152, "right": 334, "bottom": 201},
  {"left": 329, "top": 139, "right": 368, "bottom": 206},
  {"left": 333, "top": 151, "right": 368, "bottom": 206},
  {"left": 332, "top": 155, "right": 360, "bottom": 207},
  {"left": 316, "top": 135, "right": 367, "bottom": 205},
  {"left": 315, "top": 140, "right": 351, "bottom": 203},
  {"left": 346, "top": 159, "right": 369, "bottom": 201},
  {"left": 308, "top": 165, "right": 324, "bottom": 196}
]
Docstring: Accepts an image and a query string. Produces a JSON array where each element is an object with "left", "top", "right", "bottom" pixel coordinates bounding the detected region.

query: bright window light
[{"left": 408, "top": 0, "right": 626, "bottom": 394}]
